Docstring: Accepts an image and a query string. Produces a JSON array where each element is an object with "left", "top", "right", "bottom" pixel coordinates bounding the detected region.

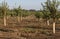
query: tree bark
[
  {"left": 20, "top": 16, "right": 22, "bottom": 21},
  {"left": 17, "top": 16, "right": 20, "bottom": 23},
  {"left": 4, "top": 16, "right": 6, "bottom": 26},
  {"left": 7, "top": 16, "right": 8, "bottom": 19},
  {"left": 53, "top": 19, "right": 55, "bottom": 34},
  {"left": 47, "top": 19, "right": 49, "bottom": 26},
  {"left": 7, "top": 16, "right": 10, "bottom": 19},
  {"left": 4, "top": 10, "right": 6, "bottom": 26},
  {"left": 58, "top": 18, "right": 60, "bottom": 21}
]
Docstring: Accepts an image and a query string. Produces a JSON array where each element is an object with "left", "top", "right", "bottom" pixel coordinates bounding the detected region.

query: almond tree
[
  {"left": 42, "top": 10, "right": 50, "bottom": 26},
  {"left": 1, "top": 1, "right": 8, "bottom": 26},
  {"left": 14, "top": 6, "right": 21, "bottom": 23},
  {"left": 34, "top": 11, "right": 43, "bottom": 22},
  {"left": 42, "top": 0, "right": 60, "bottom": 34},
  {"left": 41, "top": 3, "right": 51, "bottom": 26}
]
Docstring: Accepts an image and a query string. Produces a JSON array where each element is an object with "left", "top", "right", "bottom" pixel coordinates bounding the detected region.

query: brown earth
[{"left": 0, "top": 17, "right": 60, "bottom": 39}]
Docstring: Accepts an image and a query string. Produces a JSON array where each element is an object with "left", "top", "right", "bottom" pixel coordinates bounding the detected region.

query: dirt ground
[{"left": 0, "top": 17, "right": 60, "bottom": 39}]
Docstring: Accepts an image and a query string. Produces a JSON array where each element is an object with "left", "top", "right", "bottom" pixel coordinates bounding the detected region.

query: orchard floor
[{"left": 0, "top": 17, "right": 60, "bottom": 39}]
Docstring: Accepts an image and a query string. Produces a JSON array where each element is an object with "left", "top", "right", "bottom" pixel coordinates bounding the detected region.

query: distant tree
[
  {"left": 14, "top": 6, "right": 21, "bottom": 22},
  {"left": 34, "top": 11, "right": 43, "bottom": 21},
  {"left": 22, "top": 10, "right": 30, "bottom": 17}
]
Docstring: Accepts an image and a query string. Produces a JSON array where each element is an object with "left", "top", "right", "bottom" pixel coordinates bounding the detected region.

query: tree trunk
[
  {"left": 7, "top": 16, "right": 10, "bottom": 19},
  {"left": 20, "top": 16, "right": 22, "bottom": 21},
  {"left": 17, "top": 16, "right": 20, "bottom": 23},
  {"left": 4, "top": 10, "right": 6, "bottom": 26},
  {"left": 53, "top": 19, "right": 55, "bottom": 34},
  {"left": 58, "top": 18, "right": 60, "bottom": 21},
  {"left": 7, "top": 16, "right": 8, "bottom": 19},
  {"left": 4, "top": 16, "right": 6, "bottom": 26},
  {"left": 47, "top": 20, "right": 49, "bottom": 26}
]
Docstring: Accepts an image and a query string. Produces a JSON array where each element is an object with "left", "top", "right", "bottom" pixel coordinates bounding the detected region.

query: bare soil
[{"left": 0, "top": 17, "right": 60, "bottom": 39}]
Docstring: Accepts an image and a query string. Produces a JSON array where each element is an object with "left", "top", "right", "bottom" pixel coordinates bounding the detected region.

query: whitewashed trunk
[
  {"left": 40, "top": 18, "right": 42, "bottom": 20},
  {"left": 58, "top": 18, "right": 60, "bottom": 21},
  {"left": 17, "top": 16, "right": 20, "bottom": 22},
  {"left": 53, "top": 22, "right": 55, "bottom": 34},
  {"left": 47, "top": 20, "right": 49, "bottom": 26},
  {"left": 7, "top": 16, "right": 8, "bottom": 19},
  {"left": 4, "top": 16, "right": 6, "bottom": 26},
  {"left": 21, "top": 16, "right": 22, "bottom": 21},
  {"left": 4, "top": 11, "right": 6, "bottom": 26},
  {"left": 7, "top": 16, "right": 10, "bottom": 19}
]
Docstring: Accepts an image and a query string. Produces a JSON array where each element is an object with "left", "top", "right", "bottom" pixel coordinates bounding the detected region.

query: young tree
[
  {"left": 14, "top": 6, "right": 21, "bottom": 23},
  {"left": 22, "top": 10, "right": 30, "bottom": 17},
  {"left": 42, "top": 0, "right": 60, "bottom": 34},
  {"left": 34, "top": 11, "right": 43, "bottom": 21},
  {"left": 1, "top": 1, "right": 8, "bottom": 26},
  {"left": 41, "top": 3, "right": 51, "bottom": 26},
  {"left": 42, "top": 10, "right": 50, "bottom": 26}
]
